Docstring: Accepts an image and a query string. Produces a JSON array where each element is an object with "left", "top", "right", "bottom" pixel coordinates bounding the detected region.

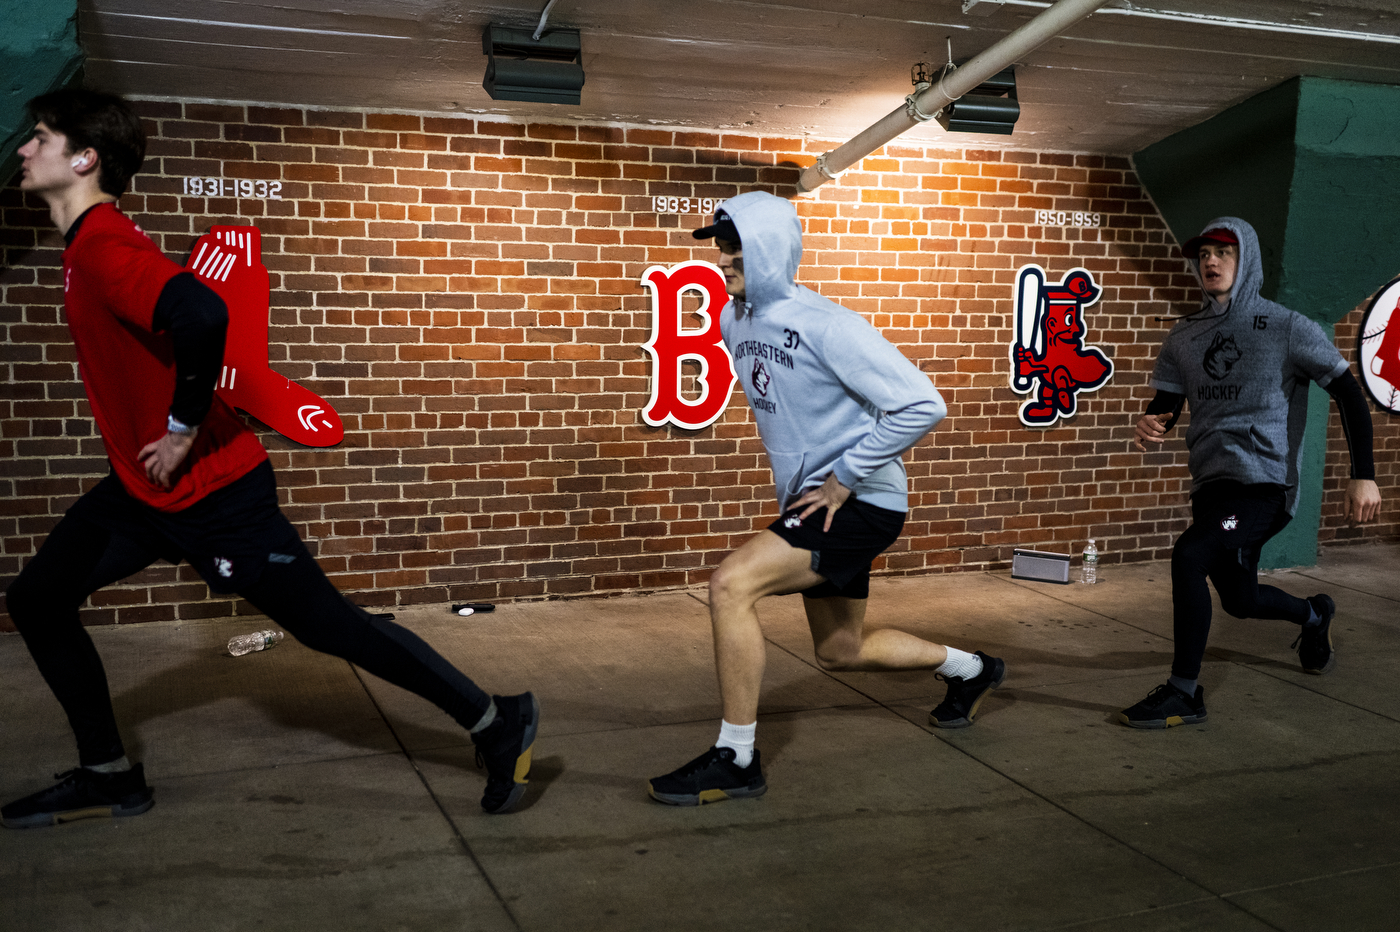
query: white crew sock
[
  {"left": 716, "top": 719, "right": 756, "bottom": 768},
  {"left": 89, "top": 755, "right": 132, "bottom": 774},
  {"left": 936, "top": 648, "right": 984, "bottom": 681},
  {"left": 1168, "top": 675, "right": 1199, "bottom": 697},
  {"left": 469, "top": 699, "right": 498, "bottom": 734}
]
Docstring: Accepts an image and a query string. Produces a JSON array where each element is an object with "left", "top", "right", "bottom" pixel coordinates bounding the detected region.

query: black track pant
[
  {"left": 1170, "top": 481, "right": 1312, "bottom": 681},
  {"left": 6, "top": 484, "right": 491, "bottom": 768}
]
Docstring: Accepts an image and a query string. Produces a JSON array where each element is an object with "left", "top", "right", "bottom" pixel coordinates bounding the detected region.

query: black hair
[{"left": 27, "top": 89, "right": 146, "bottom": 197}]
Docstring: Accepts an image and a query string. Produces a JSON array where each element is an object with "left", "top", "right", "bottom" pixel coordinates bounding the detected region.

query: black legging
[
  {"left": 6, "top": 507, "right": 491, "bottom": 768},
  {"left": 1170, "top": 481, "right": 1311, "bottom": 680}
]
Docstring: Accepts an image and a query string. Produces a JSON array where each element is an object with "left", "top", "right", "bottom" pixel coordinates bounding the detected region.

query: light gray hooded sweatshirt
[
  {"left": 716, "top": 191, "right": 946, "bottom": 514},
  {"left": 1150, "top": 216, "right": 1347, "bottom": 514}
]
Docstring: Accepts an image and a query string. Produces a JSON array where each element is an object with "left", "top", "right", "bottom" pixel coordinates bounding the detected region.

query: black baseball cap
[{"left": 693, "top": 210, "right": 740, "bottom": 243}]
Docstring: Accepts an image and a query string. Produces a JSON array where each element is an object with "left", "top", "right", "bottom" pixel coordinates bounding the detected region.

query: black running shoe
[
  {"left": 648, "top": 746, "right": 767, "bottom": 806},
  {"left": 1292, "top": 594, "right": 1336, "bottom": 675},
  {"left": 472, "top": 692, "right": 539, "bottom": 814},
  {"left": 1118, "top": 683, "right": 1207, "bottom": 729},
  {"left": 929, "top": 651, "right": 1006, "bottom": 728},
  {"left": 2, "top": 764, "right": 153, "bottom": 829}
]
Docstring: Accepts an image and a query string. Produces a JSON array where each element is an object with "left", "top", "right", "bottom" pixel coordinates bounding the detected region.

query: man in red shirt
[{"left": 3, "top": 89, "right": 539, "bottom": 826}]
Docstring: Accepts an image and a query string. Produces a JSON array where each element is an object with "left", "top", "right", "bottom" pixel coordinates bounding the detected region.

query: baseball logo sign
[
  {"left": 1359, "top": 275, "right": 1400, "bottom": 415},
  {"left": 639, "top": 260, "right": 738, "bottom": 430},
  {"left": 1009, "top": 265, "right": 1113, "bottom": 427}
]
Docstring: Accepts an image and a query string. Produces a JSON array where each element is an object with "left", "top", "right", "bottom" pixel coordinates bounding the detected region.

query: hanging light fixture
[
  {"left": 482, "top": 23, "right": 584, "bottom": 105},
  {"left": 936, "top": 67, "right": 1020, "bottom": 135}
]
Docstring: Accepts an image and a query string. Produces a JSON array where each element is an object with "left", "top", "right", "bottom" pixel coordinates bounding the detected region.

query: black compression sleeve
[
  {"left": 1322, "top": 369, "right": 1376, "bottom": 480},
  {"left": 1144, "top": 390, "right": 1186, "bottom": 432},
  {"left": 151, "top": 273, "right": 228, "bottom": 427}
]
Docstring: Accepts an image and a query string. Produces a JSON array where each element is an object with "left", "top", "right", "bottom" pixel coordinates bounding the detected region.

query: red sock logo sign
[
  {"left": 640, "top": 261, "right": 737, "bottom": 430},
  {"left": 1359, "top": 275, "right": 1400, "bottom": 415},
  {"left": 186, "top": 226, "right": 345, "bottom": 446},
  {"left": 1010, "top": 265, "right": 1113, "bottom": 427}
]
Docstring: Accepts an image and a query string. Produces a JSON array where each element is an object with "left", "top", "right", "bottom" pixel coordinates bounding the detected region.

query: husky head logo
[
  {"left": 783, "top": 515, "right": 802, "bottom": 528},
  {"left": 215, "top": 557, "right": 234, "bottom": 578},
  {"left": 1203, "top": 332, "right": 1242, "bottom": 381},
  {"left": 752, "top": 359, "right": 772, "bottom": 397},
  {"left": 1221, "top": 514, "right": 1238, "bottom": 531}
]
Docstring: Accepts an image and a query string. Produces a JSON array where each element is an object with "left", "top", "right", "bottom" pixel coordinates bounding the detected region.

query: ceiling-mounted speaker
[
  {"left": 483, "top": 24, "right": 584, "bottom": 105},
  {"left": 937, "top": 67, "right": 1019, "bottom": 135}
]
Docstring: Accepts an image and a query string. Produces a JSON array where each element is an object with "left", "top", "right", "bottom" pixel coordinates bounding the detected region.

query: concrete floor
[{"left": 2, "top": 543, "right": 1398, "bottom": 932}]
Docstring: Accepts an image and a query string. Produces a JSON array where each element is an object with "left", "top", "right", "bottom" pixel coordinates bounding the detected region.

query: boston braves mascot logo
[{"left": 1010, "top": 265, "right": 1113, "bottom": 426}]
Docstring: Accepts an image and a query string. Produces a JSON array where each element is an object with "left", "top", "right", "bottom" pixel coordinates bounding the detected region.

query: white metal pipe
[{"left": 796, "top": 0, "right": 1114, "bottom": 192}]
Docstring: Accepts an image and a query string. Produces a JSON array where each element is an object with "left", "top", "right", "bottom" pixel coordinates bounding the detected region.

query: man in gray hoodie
[
  {"left": 1122, "top": 217, "right": 1381, "bottom": 728},
  {"left": 647, "top": 191, "right": 1005, "bottom": 805}
]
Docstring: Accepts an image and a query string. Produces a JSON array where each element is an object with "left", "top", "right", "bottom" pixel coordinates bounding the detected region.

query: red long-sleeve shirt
[{"left": 63, "top": 203, "right": 266, "bottom": 511}]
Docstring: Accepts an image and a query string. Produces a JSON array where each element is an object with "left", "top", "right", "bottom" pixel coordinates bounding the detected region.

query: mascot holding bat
[{"left": 1010, "top": 265, "right": 1113, "bottom": 426}]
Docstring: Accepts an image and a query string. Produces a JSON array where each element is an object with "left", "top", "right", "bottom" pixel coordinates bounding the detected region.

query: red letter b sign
[{"left": 640, "top": 261, "right": 737, "bottom": 430}]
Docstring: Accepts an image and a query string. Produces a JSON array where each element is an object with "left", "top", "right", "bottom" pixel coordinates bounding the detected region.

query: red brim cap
[{"left": 1182, "top": 227, "right": 1238, "bottom": 256}]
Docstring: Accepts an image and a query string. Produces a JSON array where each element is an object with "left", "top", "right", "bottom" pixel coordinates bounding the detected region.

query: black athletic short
[
  {"left": 66, "top": 460, "right": 304, "bottom": 594},
  {"left": 768, "top": 496, "right": 906, "bottom": 600}
]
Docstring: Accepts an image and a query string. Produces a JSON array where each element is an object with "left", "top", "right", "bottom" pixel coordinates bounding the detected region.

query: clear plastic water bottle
[
  {"left": 228, "top": 630, "right": 284, "bottom": 657},
  {"left": 1080, "top": 538, "right": 1099, "bottom": 585}
]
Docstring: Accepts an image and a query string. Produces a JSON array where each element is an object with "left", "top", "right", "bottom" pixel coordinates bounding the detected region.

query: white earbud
[{"left": 71, "top": 156, "right": 89, "bottom": 169}]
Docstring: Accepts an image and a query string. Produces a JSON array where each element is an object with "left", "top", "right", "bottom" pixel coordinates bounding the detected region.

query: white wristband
[{"left": 166, "top": 414, "right": 195, "bottom": 435}]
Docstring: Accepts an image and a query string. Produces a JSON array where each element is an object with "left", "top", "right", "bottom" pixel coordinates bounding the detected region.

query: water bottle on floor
[
  {"left": 228, "top": 630, "right": 284, "bottom": 657},
  {"left": 1080, "top": 539, "right": 1099, "bottom": 585}
]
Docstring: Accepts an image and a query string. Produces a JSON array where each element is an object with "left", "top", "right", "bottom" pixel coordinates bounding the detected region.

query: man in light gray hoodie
[
  {"left": 1122, "top": 217, "right": 1381, "bottom": 729},
  {"left": 647, "top": 191, "right": 1005, "bottom": 806}
]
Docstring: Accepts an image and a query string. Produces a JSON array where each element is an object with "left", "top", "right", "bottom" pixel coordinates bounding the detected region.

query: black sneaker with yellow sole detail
[
  {"left": 2, "top": 764, "right": 154, "bottom": 829},
  {"left": 472, "top": 692, "right": 539, "bottom": 814},
  {"left": 1293, "top": 594, "right": 1336, "bottom": 675},
  {"left": 648, "top": 746, "right": 767, "bottom": 806},
  {"left": 929, "top": 651, "right": 1006, "bottom": 728},
  {"left": 1118, "top": 682, "right": 1207, "bottom": 729}
]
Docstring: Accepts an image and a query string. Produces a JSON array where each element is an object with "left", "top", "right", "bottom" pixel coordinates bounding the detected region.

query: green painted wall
[
  {"left": 1132, "top": 79, "right": 1299, "bottom": 302},
  {"left": 1281, "top": 79, "right": 1400, "bottom": 322},
  {"left": 1, "top": 0, "right": 84, "bottom": 185},
  {"left": 1133, "top": 76, "right": 1400, "bottom": 568}
]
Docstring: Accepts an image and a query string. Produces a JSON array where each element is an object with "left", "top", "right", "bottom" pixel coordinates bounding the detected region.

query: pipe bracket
[
  {"left": 904, "top": 85, "right": 941, "bottom": 123},
  {"left": 814, "top": 152, "right": 841, "bottom": 181}
]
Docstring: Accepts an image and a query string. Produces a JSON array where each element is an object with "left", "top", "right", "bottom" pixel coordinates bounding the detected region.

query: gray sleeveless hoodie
[
  {"left": 1150, "top": 217, "right": 1347, "bottom": 514},
  {"left": 716, "top": 191, "right": 946, "bottom": 513}
]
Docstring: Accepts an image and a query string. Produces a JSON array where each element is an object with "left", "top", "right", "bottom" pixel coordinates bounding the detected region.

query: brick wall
[{"left": 2, "top": 101, "right": 1395, "bottom": 628}]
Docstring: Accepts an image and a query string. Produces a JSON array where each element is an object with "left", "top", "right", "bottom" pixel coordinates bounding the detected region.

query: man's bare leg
[
  {"left": 708, "top": 530, "right": 823, "bottom": 726},
  {"left": 803, "top": 593, "right": 1004, "bottom": 730},
  {"left": 647, "top": 531, "right": 820, "bottom": 806},
  {"left": 804, "top": 596, "right": 949, "bottom": 671}
]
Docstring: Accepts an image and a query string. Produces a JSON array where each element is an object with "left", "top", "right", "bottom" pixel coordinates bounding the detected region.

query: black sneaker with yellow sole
[
  {"left": 472, "top": 692, "right": 539, "bottom": 814},
  {"left": 929, "top": 652, "right": 1006, "bottom": 728},
  {"left": 1292, "top": 594, "right": 1336, "bottom": 675},
  {"left": 648, "top": 746, "right": 767, "bottom": 806},
  {"left": 1118, "top": 682, "right": 1207, "bottom": 729},
  {"left": 2, "top": 764, "right": 154, "bottom": 829}
]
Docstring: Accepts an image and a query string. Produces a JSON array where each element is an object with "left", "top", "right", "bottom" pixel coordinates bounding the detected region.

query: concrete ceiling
[{"left": 78, "top": 0, "right": 1400, "bottom": 154}]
